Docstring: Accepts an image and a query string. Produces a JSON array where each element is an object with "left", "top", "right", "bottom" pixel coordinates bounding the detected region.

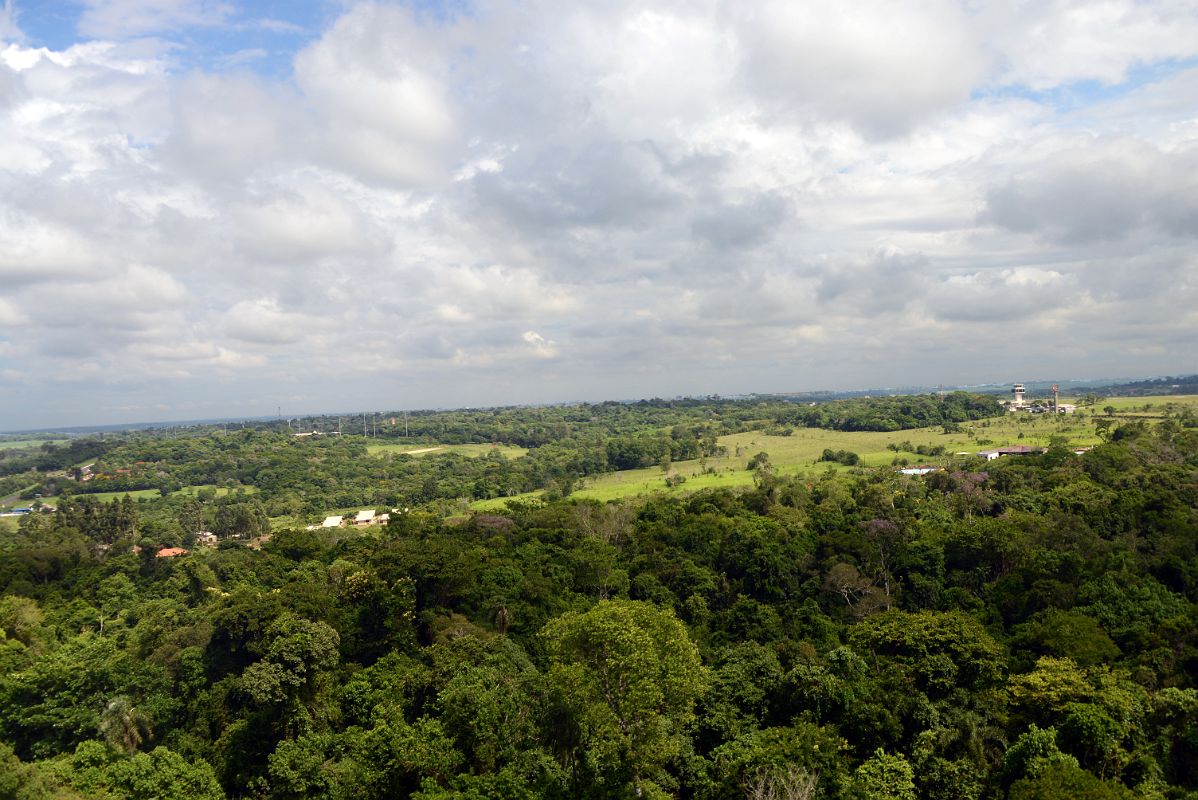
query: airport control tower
[{"left": 1012, "top": 383, "right": 1026, "bottom": 408}]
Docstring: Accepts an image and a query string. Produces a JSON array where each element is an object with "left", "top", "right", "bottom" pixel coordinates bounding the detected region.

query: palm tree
[{"left": 99, "top": 696, "right": 152, "bottom": 753}]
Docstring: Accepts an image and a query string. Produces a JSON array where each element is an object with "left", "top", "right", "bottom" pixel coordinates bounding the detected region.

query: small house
[
  {"left": 899, "top": 466, "right": 941, "bottom": 476},
  {"left": 322, "top": 515, "right": 344, "bottom": 528},
  {"left": 996, "top": 445, "right": 1042, "bottom": 456},
  {"left": 156, "top": 547, "right": 189, "bottom": 558}
]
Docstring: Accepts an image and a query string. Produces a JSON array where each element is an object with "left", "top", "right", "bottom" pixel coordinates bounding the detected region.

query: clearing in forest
[
  {"left": 474, "top": 396, "right": 1197, "bottom": 508},
  {"left": 367, "top": 442, "right": 528, "bottom": 459}
]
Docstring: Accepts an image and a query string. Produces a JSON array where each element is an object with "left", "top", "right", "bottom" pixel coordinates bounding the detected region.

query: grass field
[
  {"left": 367, "top": 443, "right": 528, "bottom": 459},
  {"left": 1081, "top": 395, "right": 1198, "bottom": 416},
  {"left": 473, "top": 399, "right": 1198, "bottom": 510},
  {"left": 273, "top": 504, "right": 399, "bottom": 531},
  {"left": 0, "top": 439, "right": 51, "bottom": 450},
  {"left": 0, "top": 484, "right": 39, "bottom": 510},
  {"left": 67, "top": 488, "right": 162, "bottom": 503},
  {"left": 172, "top": 484, "right": 258, "bottom": 498},
  {"left": 0, "top": 516, "right": 18, "bottom": 533}
]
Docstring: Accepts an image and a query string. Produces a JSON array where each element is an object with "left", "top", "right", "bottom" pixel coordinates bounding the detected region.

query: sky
[{"left": 0, "top": 0, "right": 1196, "bottom": 428}]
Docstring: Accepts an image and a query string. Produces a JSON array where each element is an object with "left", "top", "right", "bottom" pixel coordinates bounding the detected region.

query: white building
[{"left": 1011, "top": 383, "right": 1026, "bottom": 409}]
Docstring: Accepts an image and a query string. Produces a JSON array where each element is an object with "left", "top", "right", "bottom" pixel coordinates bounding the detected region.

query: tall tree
[{"left": 542, "top": 600, "right": 707, "bottom": 796}]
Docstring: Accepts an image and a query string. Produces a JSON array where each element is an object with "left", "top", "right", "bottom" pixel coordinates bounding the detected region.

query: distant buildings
[
  {"left": 313, "top": 510, "right": 390, "bottom": 530},
  {"left": 977, "top": 445, "right": 1044, "bottom": 460},
  {"left": 1007, "top": 382, "right": 1075, "bottom": 414},
  {"left": 995, "top": 445, "right": 1041, "bottom": 456}
]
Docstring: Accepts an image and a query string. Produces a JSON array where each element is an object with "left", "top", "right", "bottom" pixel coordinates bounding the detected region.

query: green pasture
[
  {"left": 289, "top": 504, "right": 399, "bottom": 530},
  {"left": 1080, "top": 394, "right": 1198, "bottom": 416},
  {"left": 471, "top": 408, "right": 1123, "bottom": 509},
  {"left": 67, "top": 488, "right": 162, "bottom": 503},
  {"left": 0, "top": 516, "right": 19, "bottom": 533},
  {"left": 472, "top": 493, "right": 541, "bottom": 511},
  {"left": 0, "top": 484, "right": 39, "bottom": 509},
  {"left": 367, "top": 443, "right": 528, "bottom": 459},
  {"left": 172, "top": 484, "right": 258, "bottom": 498},
  {"left": 0, "top": 439, "right": 50, "bottom": 450}
]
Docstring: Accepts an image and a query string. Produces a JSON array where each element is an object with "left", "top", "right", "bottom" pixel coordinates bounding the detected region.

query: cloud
[
  {"left": 691, "top": 193, "right": 791, "bottom": 250},
  {"left": 76, "top": 0, "right": 233, "bottom": 39},
  {"left": 0, "top": 296, "right": 27, "bottom": 326},
  {"left": 222, "top": 298, "right": 310, "bottom": 345},
  {"left": 816, "top": 246, "right": 928, "bottom": 315},
  {"left": 293, "top": 3, "right": 456, "bottom": 186},
  {"left": 730, "top": 0, "right": 991, "bottom": 137},
  {"left": 219, "top": 48, "right": 267, "bottom": 68},
  {"left": 0, "top": 0, "right": 20, "bottom": 42},
  {"left": 982, "top": 137, "right": 1198, "bottom": 243},
  {"left": 471, "top": 140, "right": 681, "bottom": 238},
  {"left": 232, "top": 180, "right": 383, "bottom": 263},
  {"left": 982, "top": 1, "right": 1198, "bottom": 90},
  {"left": 927, "top": 267, "right": 1076, "bottom": 323},
  {"left": 0, "top": 214, "right": 103, "bottom": 285},
  {"left": 2, "top": 0, "right": 1198, "bottom": 427},
  {"left": 522, "top": 330, "right": 558, "bottom": 358},
  {"left": 166, "top": 72, "right": 296, "bottom": 177}
]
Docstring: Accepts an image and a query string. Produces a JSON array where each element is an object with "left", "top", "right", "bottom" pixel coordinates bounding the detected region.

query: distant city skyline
[{"left": 1, "top": 1, "right": 1196, "bottom": 429}]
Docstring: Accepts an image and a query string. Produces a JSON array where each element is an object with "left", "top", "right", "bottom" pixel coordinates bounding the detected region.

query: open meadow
[
  {"left": 474, "top": 397, "right": 1198, "bottom": 509},
  {"left": 1085, "top": 394, "right": 1198, "bottom": 416},
  {"left": 64, "top": 488, "right": 162, "bottom": 503},
  {"left": 366, "top": 442, "right": 528, "bottom": 459},
  {"left": 171, "top": 484, "right": 258, "bottom": 498},
  {"left": 0, "top": 439, "right": 52, "bottom": 450}
]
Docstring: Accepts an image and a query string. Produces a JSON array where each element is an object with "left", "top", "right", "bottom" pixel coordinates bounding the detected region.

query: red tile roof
[{"left": 155, "top": 547, "right": 190, "bottom": 558}]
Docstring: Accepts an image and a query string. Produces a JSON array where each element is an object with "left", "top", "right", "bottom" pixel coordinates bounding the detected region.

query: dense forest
[{"left": 0, "top": 398, "right": 1196, "bottom": 798}]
